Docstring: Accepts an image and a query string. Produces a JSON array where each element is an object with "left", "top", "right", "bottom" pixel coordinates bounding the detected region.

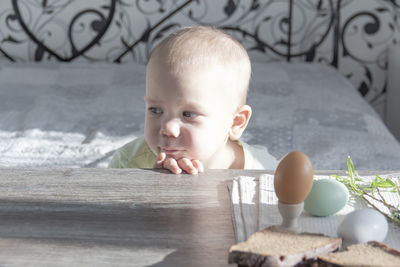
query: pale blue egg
[
  {"left": 337, "top": 208, "right": 388, "bottom": 244},
  {"left": 304, "top": 179, "right": 349, "bottom": 216}
]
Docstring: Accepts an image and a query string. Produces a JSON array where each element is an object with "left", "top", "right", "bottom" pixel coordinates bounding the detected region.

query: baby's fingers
[
  {"left": 153, "top": 152, "right": 166, "bottom": 168},
  {"left": 178, "top": 158, "right": 200, "bottom": 174},
  {"left": 192, "top": 159, "right": 204, "bottom": 173},
  {"left": 163, "top": 157, "right": 182, "bottom": 174}
]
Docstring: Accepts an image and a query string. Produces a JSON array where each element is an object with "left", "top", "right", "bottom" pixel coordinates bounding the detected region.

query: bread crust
[
  {"left": 318, "top": 241, "right": 400, "bottom": 267},
  {"left": 228, "top": 227, "right": 342, "bottom": 267}
]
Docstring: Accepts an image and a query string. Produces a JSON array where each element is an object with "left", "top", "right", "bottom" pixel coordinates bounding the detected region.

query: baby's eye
[
  {"left": 149, "top": 107, "right": 163, "bottom": 114},
  {"left": 182, "top": 111, "right": 197, "bottom": 119}
]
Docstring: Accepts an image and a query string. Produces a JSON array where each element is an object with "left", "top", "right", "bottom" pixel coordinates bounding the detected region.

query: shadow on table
[{"left": 0, "top": 180, "right": 235, "bottom": 266}]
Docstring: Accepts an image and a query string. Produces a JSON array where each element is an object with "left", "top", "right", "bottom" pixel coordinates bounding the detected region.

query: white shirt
[{"left": 240, "top": 140, "right": 278, "bottom": 170}]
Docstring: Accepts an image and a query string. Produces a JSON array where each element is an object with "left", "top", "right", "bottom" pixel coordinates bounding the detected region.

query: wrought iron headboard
[{"left": 1, "top": 0, "right": 399, "bottom": 116}]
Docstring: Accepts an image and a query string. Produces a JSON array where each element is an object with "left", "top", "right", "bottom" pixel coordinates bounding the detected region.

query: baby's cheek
[
  {"left": 144, "top": 126, "right": 158, "bottom": 150},
  {"left": 187, "top": 132, "right": 216, "bottom": 158},
  {"left": 183, "top": 132, "right": 204, "bottom": 156}
]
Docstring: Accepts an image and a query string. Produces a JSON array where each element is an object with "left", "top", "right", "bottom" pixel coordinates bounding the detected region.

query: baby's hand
[{"left": 154, "top": 152, "right": 204, "bottom": 174}]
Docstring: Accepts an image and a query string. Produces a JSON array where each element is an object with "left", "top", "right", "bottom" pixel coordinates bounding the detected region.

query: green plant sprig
[{"left": 331, "top": 156, "right": 400, "bottom": 226}]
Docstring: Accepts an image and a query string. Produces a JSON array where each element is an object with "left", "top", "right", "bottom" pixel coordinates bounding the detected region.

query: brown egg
[{"left": 274, "top": 151, "right": 314, "bottom": 204}]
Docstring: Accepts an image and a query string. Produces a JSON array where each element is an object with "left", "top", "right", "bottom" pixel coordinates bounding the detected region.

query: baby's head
[
  {"left": 148, "top": 26, "right": 251, "bottom": 106},
  {"left": 144, "top": 26, "right": 252, "bottom": 169}
]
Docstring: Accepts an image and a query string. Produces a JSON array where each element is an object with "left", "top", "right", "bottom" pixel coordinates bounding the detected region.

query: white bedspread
[{"left": 1, "top": 62, "right": 400, "bottom": 169}]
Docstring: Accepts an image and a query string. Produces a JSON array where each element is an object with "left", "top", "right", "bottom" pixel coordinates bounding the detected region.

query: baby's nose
[{"left": 160, "top": 118, "right": 180, "bottom": 138}]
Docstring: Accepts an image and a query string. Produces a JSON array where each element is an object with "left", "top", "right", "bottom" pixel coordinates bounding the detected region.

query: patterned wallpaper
[{"left": 0, "top": 0, "right": 399, "bottom": 118}]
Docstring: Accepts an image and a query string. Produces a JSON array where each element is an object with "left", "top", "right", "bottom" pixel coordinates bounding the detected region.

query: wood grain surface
[
  {"left": 0, "top": 168, "right": 275, "bottom": 267},
  {"left": 0, "top": 168, "right": 394, "bottom": 266}
]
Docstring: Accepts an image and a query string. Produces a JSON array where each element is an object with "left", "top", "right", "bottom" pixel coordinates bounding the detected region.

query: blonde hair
[{"left": 149, "top": 26, "right": 251, "bottom": 104}]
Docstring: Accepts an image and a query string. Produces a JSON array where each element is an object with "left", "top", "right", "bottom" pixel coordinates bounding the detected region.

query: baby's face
[{"left": 144, "top": 58, "right": 240, "bottom": 168}]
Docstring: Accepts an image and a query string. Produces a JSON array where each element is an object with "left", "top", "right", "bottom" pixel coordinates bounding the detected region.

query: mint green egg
[{"left": 304, "top": 179, "right": 349, "bottom": 217}]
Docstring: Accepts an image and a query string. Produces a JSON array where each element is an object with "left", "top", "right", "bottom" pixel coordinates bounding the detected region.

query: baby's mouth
[{"left": 160, "top": 147, "right": 184, "bottom": 156}]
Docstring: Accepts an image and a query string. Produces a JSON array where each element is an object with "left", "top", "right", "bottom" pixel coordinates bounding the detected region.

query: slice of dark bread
[
  {"left": 318, "top": 241, "right": 400, "bottom": 266},
  {"left": 228, "top": 226, "right": 342, "bottom": 267}
]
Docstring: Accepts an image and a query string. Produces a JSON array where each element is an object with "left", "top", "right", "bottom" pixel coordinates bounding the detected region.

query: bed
[
  {"left": 1, "top": 0, "right": 400, "bottom": 170},
  {"left": 1, "top": 61, "right": 399, "bottom": 170}
]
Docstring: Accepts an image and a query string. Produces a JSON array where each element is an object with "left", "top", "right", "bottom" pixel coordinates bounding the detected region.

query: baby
[{"left": 109, "top": 26, "right": 277, "bottom": 174}]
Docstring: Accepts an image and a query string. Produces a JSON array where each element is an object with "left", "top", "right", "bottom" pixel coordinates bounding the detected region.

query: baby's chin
[
  {"left": 165, "top": 152, "right": 186, "bottom": 160},
  {"left": 158, "top": 148, "right": 191, "bottom": 160}
]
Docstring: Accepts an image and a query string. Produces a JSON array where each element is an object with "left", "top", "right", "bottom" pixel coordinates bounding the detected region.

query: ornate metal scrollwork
[{"left": 1, "top": 0, "right": 399, "bottom": 116}]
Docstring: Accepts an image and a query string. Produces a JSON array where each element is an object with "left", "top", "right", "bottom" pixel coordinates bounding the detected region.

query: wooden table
[
  {"left": 0, "top": 168, "right": 279, "bottom": 267},
  {"left": 0, "top": 168, "right": 395, "bottom": 266}
]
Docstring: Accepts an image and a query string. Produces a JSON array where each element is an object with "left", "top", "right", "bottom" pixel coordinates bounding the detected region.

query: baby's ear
[{"left": 229, "top": 105, "right": 252, "bottom": 141}]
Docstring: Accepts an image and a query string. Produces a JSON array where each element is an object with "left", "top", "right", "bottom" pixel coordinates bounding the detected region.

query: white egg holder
[{"left": 229, "top": 174, "right": 400, "bottom": 249}]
